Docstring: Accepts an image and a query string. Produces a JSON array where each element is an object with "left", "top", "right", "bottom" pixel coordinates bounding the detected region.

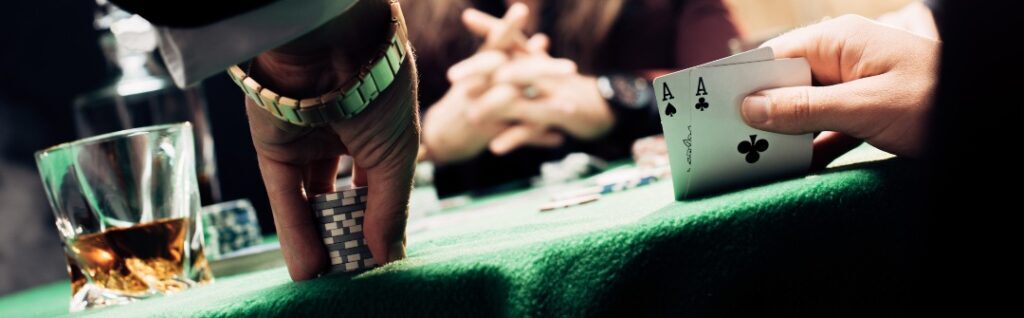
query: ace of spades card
[{"left": 654, "top": 48, "right": 813, "bottom": 199}]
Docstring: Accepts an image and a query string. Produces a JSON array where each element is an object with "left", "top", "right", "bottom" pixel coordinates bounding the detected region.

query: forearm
[{"left": 149, "top": 0, "right": 369, "bottom": 87}]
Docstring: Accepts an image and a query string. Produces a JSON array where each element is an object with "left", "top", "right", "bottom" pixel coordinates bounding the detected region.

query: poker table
[{"left": 0, "top": 146, "right": 926, "bottom": 317}]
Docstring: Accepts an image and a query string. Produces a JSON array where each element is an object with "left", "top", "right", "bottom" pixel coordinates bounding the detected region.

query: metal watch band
[{"left": 227, "top": 0, "right": 410, "bottom": 127}]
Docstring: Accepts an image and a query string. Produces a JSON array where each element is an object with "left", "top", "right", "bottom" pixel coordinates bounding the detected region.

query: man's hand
[
  {"left": 245, "top": 0, "right": 419, "bottom": 281},
  {"left": 877, "top": 2, "right": 939, "bottom": 41},
  {"left": 741, "top": 15, "right": 940, "bottom": 159}
]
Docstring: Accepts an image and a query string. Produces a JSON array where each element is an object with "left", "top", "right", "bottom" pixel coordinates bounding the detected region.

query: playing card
[
  {"left": 655, "top": 47, "right": 783, "bottom": 200},
  {"left": 700, "top": 46, "right": 775, "bottom": 68},
  {"left": 654, "top": 68, "right": 692, "bottom": 192},
  {"left": 685, "top": 58, "right": 812, "bottom": 197}
]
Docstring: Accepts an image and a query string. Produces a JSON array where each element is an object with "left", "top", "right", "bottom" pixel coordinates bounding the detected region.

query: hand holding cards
[{"left": 654, "top": 47, "right": 812, "bottom": 199}]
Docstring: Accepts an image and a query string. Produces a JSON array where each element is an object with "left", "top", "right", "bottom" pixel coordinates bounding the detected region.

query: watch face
[{"left": 610, "top": 75, "right": 653, "bottom": 110}]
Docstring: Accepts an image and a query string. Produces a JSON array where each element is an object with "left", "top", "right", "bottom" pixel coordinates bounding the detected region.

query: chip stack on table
[
  {"left": 310, "top": 185, "right": 378, "bottom": 274},
  {"left": 201, "top": 199, "right": 263, "bottom": 260}
]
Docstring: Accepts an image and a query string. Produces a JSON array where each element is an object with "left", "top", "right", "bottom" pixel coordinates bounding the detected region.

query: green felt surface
[{"left": 0, "top": 151, "right": 925, "bottom": 317}]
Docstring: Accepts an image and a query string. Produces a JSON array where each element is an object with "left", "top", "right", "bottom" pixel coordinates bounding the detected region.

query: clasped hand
[{"left": 423, "top": 4, "right": 615, "bottom": 165}]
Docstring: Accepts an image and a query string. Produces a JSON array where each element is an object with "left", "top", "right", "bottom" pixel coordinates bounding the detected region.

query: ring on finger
[{"left": 522, "top": 84, "right": 540, "bottom": 99}]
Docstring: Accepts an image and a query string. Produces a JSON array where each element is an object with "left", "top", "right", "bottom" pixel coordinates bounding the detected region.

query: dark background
[
  {"left": 0, "top": 1, "right": 273, "bottom": 295},
  {"left": 2, "top": 1, "right": 1020, "bottom": 314}
]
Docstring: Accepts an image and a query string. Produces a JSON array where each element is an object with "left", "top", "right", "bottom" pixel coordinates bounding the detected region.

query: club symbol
[
  {"left": 737, "top": 135, "right": 769, "bottom": 163},
  {"left": 695, "top": 97, "right": 709, "bottom": 111},
  {"left": 665, "top": 103, "right": 677, "bottom": 117}
]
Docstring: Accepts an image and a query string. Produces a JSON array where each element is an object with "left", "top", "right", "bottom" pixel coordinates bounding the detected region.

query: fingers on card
[{"left": 654, "top": 48, "right": 813, "bottom": 200}]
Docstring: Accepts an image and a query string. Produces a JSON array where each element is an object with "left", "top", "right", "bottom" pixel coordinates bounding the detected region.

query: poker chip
[
  {"left": 201, "top": 199, "right": 263, "bottom": 260},
  {"left": 319, "top": 224, "right": 364, "bottom": 239},
  {"left": 311, "top": 185, "right": 369, "bottom": 203},
  {"left": 320, "top": 218, "right": 364, "bottom": 232},
  {"left": 325, "top": 245, "right": 372, "bottom": 257},
  {"left": 310, "top": 186, "right": 377, "bottom": 275},
  {"left": 329, "top": 258, "right": 378, "bottom": 273},
  {"left": 311, "top": 193, "right": 370, "bottom": 210},
  {"left": 318, "top": 209, "right": 365, "bottom": 223},
  {"left": 322, "top": 232, "right": 366, "bottom": 245},
  {"left": 314, "top": 204, "right": 366, "bottom": 218},
  {"left": 535, "top": 153, "right": 608, "bottom": 186}
]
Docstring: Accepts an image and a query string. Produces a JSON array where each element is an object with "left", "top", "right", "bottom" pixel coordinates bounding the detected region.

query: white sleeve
[{"left": 156, "top": 0, "right": 358, "bottom": 88}]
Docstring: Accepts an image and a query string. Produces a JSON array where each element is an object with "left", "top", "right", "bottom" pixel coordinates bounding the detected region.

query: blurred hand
[
  {"left": 422, "top": 3, "right": 551, "bottom": 164},
  {"left": 245, "top": 0, "right": 419, "bottom": 281},
  {"left": 485, "top": 56, "right": 614, "bottom": 155},
  {"left": 423, "top": 3, "right": 616, "bottom": 162},
  {"left": 741, "top": 15, "right": 940, "bottom": 159}
]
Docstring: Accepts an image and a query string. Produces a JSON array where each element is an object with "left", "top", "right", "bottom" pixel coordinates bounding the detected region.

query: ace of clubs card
[{"left": 654, "top": 48, "right": 813, "bottom": 199}]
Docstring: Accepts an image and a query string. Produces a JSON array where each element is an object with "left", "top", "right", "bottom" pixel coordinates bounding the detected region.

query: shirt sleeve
[
  {"left": 155, "top": 0, "right": 357, "bottom": 88},
  {"left": 597, "top": 0, "right": 740, "bottom": 153},
  {"left": 673, "top": 0, "right": 741, "bottom": 68}
]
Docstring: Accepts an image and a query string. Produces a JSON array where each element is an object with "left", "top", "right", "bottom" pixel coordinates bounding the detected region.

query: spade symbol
[
  {"left": 737, "top": 135, "right": 769, "bottom": 163},
  {"left": 665, "top": 103, "right": 677, "bottom": 117}
]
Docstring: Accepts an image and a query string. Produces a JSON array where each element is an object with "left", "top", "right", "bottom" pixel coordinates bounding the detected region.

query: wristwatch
[
  {"left": 596, "top": 74, "right": 654, "bottom": 112},
  {"left": 227, "top": 0, "right": 410, "bottom": 127}
]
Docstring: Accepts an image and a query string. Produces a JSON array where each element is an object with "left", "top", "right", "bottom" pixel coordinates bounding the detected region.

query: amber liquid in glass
[{"left": 67, "top": 217, "right": 212, "bottom": 297}]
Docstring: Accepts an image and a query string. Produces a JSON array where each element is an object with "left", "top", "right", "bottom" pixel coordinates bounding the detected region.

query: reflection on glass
[{"left": 36, "top": 123, "right": 212, "bottom": 312}]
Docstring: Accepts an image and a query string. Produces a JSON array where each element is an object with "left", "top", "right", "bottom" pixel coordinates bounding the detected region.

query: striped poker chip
[
  {"left": 310, "top": 187, "right": 378, "bottom": 275},
  {"left": 320, "top": 217, "right": 364, "bottom": 231},
  {"left": 328, "top": 250, "right": 375, "bottom": 265},
  {"left": 323, "top": 230, "right": 368, "bottom": 245},
  {"left": 317, "top": 209, "right": 365, "bottom": 223},
  {"left": 318, "top": 224, "right": 363, "bottom": 238},
  {"left": 313, "top": 204, "right": 366, "bottom": 218},
  {"left": 329, "top": 258, "right": 378, "bottom": 273},
  {"left": 326, "top": 245, "right": 372, "bottom": 258},
  {"left": 311, "top": 196, "right": 367, "bottom": 210},
  {"left": 311, "top": 186, "right": 369, "bottom": 203},
  {"left": 201, "top": 199, "right": 263, "bottom": 259},
  {"left": 322, "top": 235, "right": 368, "bottom": 247}
]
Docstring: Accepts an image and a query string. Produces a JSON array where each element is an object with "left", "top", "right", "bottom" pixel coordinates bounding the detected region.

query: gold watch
[{"left": 227, "top": 0, "right": 410, "bottom": 127}]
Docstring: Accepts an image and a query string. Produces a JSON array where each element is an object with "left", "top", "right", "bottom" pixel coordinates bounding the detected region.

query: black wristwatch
[
  {"left": 593, "top": 74, "right": 662, "bottom": 144},
  {"left": 596, "top": 74, "right": 654, "bottom": 112}
]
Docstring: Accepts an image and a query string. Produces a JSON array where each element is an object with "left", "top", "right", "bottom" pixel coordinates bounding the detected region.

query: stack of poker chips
[
  {"left": 310, "top": 185, "right": 378, "bottom": 274},
  {"left": 201, "top": 199, "right": 263, "bottom": 260}
]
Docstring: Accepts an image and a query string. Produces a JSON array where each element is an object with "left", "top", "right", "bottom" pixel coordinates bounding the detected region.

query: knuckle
[
  {"left": 796, "top": 87, "right": 815, "bottom": 121},
  {"left": 834, "top": 14, "right": 876, "bottom": 32},
  {"left": 835, "top": 14, "right": 867, "bottom": 24},
  {"left": 783, "top": 87, "right": 814, "bottom": 123}
]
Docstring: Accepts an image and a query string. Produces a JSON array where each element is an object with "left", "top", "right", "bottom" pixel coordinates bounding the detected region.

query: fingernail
[
  {"left": 387, "top": 240, "right": 406, "bottom": 263},
  {"left": 742, "top": 95, "right": 771, "bottom": 124},
  {"left": 490, "top": 142, "right": 509, "bottom": 155}
]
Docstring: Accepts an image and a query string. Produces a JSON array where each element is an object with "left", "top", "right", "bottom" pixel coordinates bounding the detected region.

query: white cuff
[{"left": 156, "top": 0, "right": 358, "bottom": 88}]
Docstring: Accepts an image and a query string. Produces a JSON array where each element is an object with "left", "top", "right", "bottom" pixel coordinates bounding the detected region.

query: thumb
[{"left": 740, "top": 75, "right": 889, "bottom": 137}]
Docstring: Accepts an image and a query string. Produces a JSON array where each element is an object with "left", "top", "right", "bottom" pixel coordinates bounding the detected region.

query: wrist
[
  {"left": 583, "top": 76, "right": 616, "bottom": 139},
  {"left": 251, "top": 0, "right": 392, "bottom": 97}
]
